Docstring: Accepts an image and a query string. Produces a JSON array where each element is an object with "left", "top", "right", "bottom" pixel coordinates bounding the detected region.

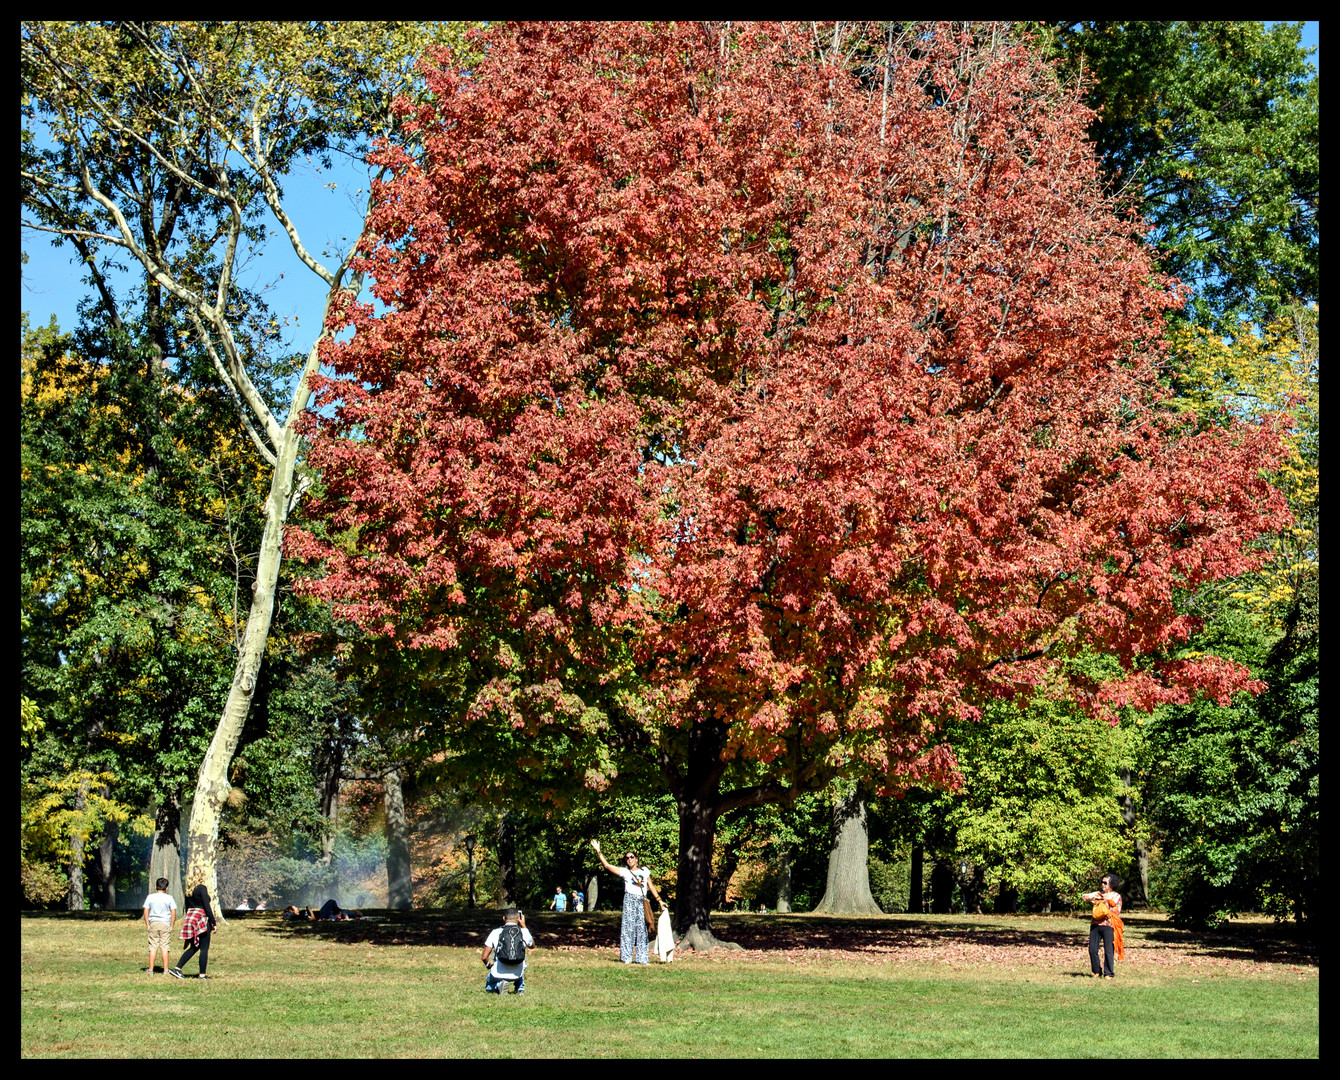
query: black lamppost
[
  {"left": 959, "top": 859, "right": 969, "bottom": 915},
  {"left": 464, "top": 834, "right": 477, "bottom": 909}
]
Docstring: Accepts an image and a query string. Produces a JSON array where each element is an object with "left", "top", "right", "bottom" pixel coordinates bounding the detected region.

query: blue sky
[{"left": 21, "top": 22, "right": 1318, "bottom": 351}]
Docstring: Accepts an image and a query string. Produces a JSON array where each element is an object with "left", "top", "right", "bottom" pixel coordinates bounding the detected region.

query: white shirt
[
  {"left": 142, "top": 892, "right": 177, "bottom": 925},
  {"left": 483, "top": 924, "right": 534, "bottom": 979},
  {"left": 235, "top": 901, "right": 251, "bottom": 910},
  {"left": 619, "top": 866, "right": 651, "bottom": 897}
]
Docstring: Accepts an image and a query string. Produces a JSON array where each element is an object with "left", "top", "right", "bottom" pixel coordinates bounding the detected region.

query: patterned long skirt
[{"left": 620, "top": 892, "right": 649, "bottom": 964}]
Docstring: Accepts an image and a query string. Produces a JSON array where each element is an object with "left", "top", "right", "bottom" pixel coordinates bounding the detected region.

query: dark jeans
[
  {"left": 1089, "top": 923, "right": 1115, "bottom": 977},
  {"left": 177, "top": 930, "right": 211, "bottom": 975}
]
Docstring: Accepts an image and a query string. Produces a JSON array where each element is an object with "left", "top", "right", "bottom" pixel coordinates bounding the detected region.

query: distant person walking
[
  {"left": 1082, "top": 873, "right": 1125, "bottom": 979},
  {"left": 591, "top": 840, "right": 664, "bottom": 965},
  {"left": 171, "top": 884, "right": 218, "bottom": 979},
  {"left": 549, "top": 886, "right": 567, "bottom": 912}
]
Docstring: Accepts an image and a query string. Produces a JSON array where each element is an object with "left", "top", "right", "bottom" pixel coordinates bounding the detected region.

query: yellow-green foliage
[
  {"left": 21, "top": 768, "right": 154, "bottom": 905},
  {"left": 1168, "top": 305, "right": 1318, "bottom": 626}
]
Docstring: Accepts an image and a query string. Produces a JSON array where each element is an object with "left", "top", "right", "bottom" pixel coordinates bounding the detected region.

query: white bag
[{"left": 655, "top": 909, "right": 675, "bottom": 963}]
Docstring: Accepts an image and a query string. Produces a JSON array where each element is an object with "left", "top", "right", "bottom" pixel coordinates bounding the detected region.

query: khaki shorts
[{"left": 147, "top": 922, "right": 172, "bottom": 951}]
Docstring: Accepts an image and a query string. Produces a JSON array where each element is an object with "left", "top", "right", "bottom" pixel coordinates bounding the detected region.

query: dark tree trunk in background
[
  {"left": 775, "top": 845, "right": 793, "bottom": 913},
  {"left": 998, "top": 883, "right": 1019, "bottom": 914},
  {"left": 149, "top": 792, "right": 185, "bottom": 914},
  {"left": 584, "top": 873, "right": 598, "bottom": 913},
  {"left": 383, "top": 767, "right": 412, "bottom": 909},
  {"left": 812, "top": 791, "right": 882, "bottom": 914},
  {"left": 709, "top": 838, "right": 744, "bottom": 912},
  {"left": 92, "top": 816, "right": 118, "bottom": 909},
  {"left": 908, "top": 843, "right": 924, "bottom": 914},
  {"left": 316, "top": 731, "right": 345, "bottom": 870},
  {"left": 930, "top": 857, "right": 955, "bottom": 913},
  {"left": 66, "top": 781, "right": 87, "bottom": 911},
  {"left": 495, "top": 811, "right": 516, "bottom": 908},
  {"left": 1120, "top": 768, "right": 1149, "bottom": 906},
  {"left": 965, "top": 863, "right": 985, "bottom": 914}
]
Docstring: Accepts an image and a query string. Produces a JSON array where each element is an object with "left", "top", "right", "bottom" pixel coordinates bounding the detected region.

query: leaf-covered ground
[{"left": 87, "top": 907, "right": 1311, "bottom": 980}]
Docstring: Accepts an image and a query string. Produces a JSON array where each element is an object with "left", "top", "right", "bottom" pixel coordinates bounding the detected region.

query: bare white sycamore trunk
[{"left": 183, "top": 342, "right": 321, "bottom": 909}]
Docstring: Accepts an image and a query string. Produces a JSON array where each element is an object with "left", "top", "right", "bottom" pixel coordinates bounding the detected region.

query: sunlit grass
[{"left": 20, "top": 910, "right": 1317, "bottom": 1058}]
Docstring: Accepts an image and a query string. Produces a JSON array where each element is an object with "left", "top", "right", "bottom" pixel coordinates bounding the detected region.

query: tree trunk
[
  {"left": 930, "top": 857, "right": 955, "bottom": 913},
  {"left": 812, "top": 791, "right": 883, "bottom": 914},
  {"left": 674, "top": 792, "right": 736, "bottom": 951},
  {"left": 908, "top": 842, "right": 923, "bottom": 914},
  {"left": 495, "top": 811, "right": 516, "bottom": 908},
  {"left": 317, "top": 731, "right": 344, "bottom": 870},
  {"left": 965, "top": 862, "right": 985, "bottom": 915},
  {"left": 1120, "top": 768, "right": 1149, "bottom": 906},
  {"left": 1131, "top": 838, "right": 1150, "bottom": 907},
  {"left": 66, "top": 779, "right": 88, "bottom": 912},
  {"left": 584, "top": 873, "right": 599, "bottom": 913},
  {"left": 709, "top": 837, "right": 744, "bottom": 912},
  {"left": 149, "top": 793, "right": 185, "bottom": 915},
  {"left": 997, "top": 882, "right": 1019, "bottom": 914},
  {"left": 670, "top": 721, "right": 742, "bottom": 952},
  {"left": 384, "top": 766, "right": 413, "bottom": 909},
  {"left": 92, "top": 816, "right": 118, "bottom": 909},
  {"left": 775, "top": 845, "right": 793, "bottom": 913},
  {"left": 184, "top": 321, "right": 333, "bottom": 914}
]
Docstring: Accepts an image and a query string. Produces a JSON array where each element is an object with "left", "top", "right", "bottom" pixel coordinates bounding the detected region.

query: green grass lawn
[{"left": 20, "top": 909, "right": 1318, "bottom": 1058}]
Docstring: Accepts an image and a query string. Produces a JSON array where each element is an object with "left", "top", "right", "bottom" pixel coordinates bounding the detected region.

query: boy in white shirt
[
  {"left": 142, "top": 878, "right": 178, "bottom": 975},
  {"left": 480, "top": 908, "right": 534, "bottom": 995}
]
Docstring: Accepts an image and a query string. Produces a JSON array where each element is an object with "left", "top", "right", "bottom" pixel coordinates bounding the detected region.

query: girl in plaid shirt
[{"left": 171, "top": 884, "right": 218, "bottom": 979}]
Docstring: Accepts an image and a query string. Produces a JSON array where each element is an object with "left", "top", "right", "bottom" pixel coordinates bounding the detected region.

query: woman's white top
[{"left": 618, "top": 866, "right": 651, "bottom": 897}]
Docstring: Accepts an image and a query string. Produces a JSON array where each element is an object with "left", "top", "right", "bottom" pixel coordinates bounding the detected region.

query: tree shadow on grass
[
  {"left": 245, "top": 910, "right": 1089, "bottom": 956},
  {"left": 29, "top": 908, "right": 1317, "bottom": 967},
  {"left": 1135, "top": 922, "right": 1318, "bottom": 966}
]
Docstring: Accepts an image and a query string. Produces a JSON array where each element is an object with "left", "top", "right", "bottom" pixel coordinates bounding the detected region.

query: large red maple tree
[{"left": 291, "top": 22, "right": 1289, "bottom": 947}]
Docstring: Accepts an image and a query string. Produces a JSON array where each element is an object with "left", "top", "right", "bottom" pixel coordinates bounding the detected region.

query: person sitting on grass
[{"left": 481, "top": 908, "right": 533, "bottom": 995}]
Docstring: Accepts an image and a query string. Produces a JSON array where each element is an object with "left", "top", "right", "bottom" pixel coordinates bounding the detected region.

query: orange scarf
[{"left": 1094, "top": 898, "right": 1125, "bottom": 960}]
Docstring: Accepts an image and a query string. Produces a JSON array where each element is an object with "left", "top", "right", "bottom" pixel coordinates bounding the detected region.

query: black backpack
[{"left": 495, "top": 923, "right": 527, "bottom": 964}]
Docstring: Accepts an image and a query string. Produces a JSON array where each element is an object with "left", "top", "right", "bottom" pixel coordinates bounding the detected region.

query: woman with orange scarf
[{"left": 1082, "top": 873, "right": 1124, "bottom": 979}]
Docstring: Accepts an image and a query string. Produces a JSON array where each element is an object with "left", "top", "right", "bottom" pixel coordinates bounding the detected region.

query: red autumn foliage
[{"left": 290, "top": 22, "right": 1289, "bottom": 931}]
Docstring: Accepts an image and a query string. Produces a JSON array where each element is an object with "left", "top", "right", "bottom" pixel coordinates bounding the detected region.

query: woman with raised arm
[{"left": 591, "top": 839, "right": 664, "bottom": 965}]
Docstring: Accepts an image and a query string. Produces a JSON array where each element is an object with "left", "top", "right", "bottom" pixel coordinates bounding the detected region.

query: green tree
[
  {"left": 1137, "top": 304, "right": 1318, "bottom": 929},
  {"left": 21, "top": 21, "right": 476, "bottom": 905},
  {"left": 1037, "top": 21, "right": 1318, "bottom": 332},
  {"left": 1142, "top": 599, "right": 1316, "bottom": 927},
  {"left": 20, "top": 315, "right": 260, "bottom": 909},
  {"left": 943, "top": 688, "right": 1137, "bottom": 910}
]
